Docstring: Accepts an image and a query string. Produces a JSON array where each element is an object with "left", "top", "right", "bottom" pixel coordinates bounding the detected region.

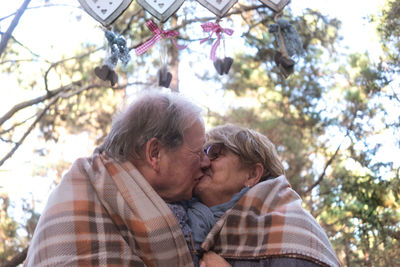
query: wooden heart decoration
[
  {"left": 157, "top": 67, "right": 173, "bottom": 88},
  {"left": 258, "top": 0, "right": 290, "bottom": 12},
  {"left": 94, "top": 65, "right": 110, "bottom": 80},
  {"left": 95, "top": 65, "right": 119, "bottom": 86},
  {"left": 137, "top": 0, "right": 185, "bottom": 22},
  {"left": 196, "top": 0, "right": 238, "bottom": 17},
  {"left": 213, "top": 57, "right": 233, "bottom": 75},
  {"left": 78, "top": 0, "right": 133, "bottom": 26}
]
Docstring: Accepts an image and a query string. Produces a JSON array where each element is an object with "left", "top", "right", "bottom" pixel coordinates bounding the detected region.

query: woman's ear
[
  {"left": 246, "top": 163, "right": 263, "bottom": 187},
  {"left": 145, "top": 137, "right": 161, "bottom": 172}
]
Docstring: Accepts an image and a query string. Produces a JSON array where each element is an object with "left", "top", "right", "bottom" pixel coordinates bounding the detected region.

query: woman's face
[{"left": 193, "top": 144, "right": 251, "bottom": 207}]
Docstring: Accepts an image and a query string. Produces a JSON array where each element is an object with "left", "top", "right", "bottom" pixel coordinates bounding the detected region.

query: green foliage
[
  {"left": 376, "top": 0, "right": 400, "bottom": 64},
  {"left": 319, "top": 166, "right": 400, "bottom": 266},
  {"left": 0, "top": 193, "right": 22, "bottom": 263}
]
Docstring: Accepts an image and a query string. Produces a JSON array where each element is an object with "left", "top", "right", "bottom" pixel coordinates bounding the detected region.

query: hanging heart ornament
[
  {"left": 78, "top": 0, "right": 134, "bottom": 26},
  {"left": 258, "top": 0, "right": 290, "bottom": 12},
  {"left": 137, "top": 0, "right": 185, "bottom": 22},
  {"left": 196, "top": 0, "right": 238, "bottom": 17}
]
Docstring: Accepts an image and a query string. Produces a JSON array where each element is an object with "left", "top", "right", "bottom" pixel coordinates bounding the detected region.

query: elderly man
[{"left": 25, "top": 91, "right": 210, "bottom": 266}]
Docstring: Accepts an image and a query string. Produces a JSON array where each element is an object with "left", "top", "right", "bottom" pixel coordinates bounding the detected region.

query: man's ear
[
  {"left": 145, "top": 137, "right": 161, "bottom": 172},
  {"left": 245, "top": 163, "right": 263, "bottom": 187}
]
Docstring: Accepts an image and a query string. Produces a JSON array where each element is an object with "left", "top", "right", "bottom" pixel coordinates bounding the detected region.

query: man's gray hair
[{"left": 101, "top": 90, "right": 203, "bottom": 161}]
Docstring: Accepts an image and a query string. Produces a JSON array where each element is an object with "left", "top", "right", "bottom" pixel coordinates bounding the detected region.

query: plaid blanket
[
  {"left": 201, "top": 175, "right": 341, "bottom": 267},
  {"left": 24, "top": 153, "right": 193, "bottom": 267}
]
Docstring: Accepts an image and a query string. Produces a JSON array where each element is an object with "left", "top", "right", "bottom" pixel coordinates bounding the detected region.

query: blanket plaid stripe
[
  {"left": 201, "top": 175, "right": 341, "bottom": 267},
  {"left": 24, "top": 153, "right": 193, "bottom": 267}
]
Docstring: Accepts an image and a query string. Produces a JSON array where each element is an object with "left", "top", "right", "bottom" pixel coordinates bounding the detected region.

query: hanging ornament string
[
  {"left": 268, "top": 11, "right": 304, "bottom": 78},
  {"left": 200, "top": 22, "right": 234, "bottom": 62},
  {"left": 104, "top": 30, "right": 131, "bottom": 69},
  {"left": 159, "top": 38, "right": 168, "bottom": 67},
  {"left": 135, "top": 20, "right": 187, "bottom": 56},
  {"left": 269, "top": 12, "right": 303, "bottom": 61},
  {"left": 94, "top": 29, "right": 131, "bottom": 86},
  {"left": 157, "top": 36, "right": 173, "bottom": 88}
]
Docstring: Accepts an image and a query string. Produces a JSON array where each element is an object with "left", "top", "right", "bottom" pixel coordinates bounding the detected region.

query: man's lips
[
  {"left": 196, "top": 173, "right": 212, "bottom": 184},
  {"left": 194, "top": 175, "right": 204, "bottom": 183},
  {"left": 203, "top": 169, "right": 212, "bottom": 177}
]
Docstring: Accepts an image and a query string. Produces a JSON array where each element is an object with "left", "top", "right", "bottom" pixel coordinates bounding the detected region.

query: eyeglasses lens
[{"left": 205, "top": 143, "right": 224, "bottom": 160}]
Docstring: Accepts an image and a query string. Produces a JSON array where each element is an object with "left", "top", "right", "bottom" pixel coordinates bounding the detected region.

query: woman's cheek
[{"left": 198, "top": 176, "right": 213, "bottom": 190}]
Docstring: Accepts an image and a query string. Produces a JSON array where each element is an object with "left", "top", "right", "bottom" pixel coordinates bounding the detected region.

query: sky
[{"left": 0, "top": 0, "right": 393, "bottom": 224}]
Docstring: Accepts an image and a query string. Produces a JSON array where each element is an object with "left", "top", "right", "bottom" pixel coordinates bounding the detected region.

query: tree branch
[
  {"left": 0, "top": 137, "right": 17, "bottom": 144},
  {"left": 0, "top": 0, "right": 32, "bottom": 57},
  {"left": 44, "top": 48, "right": 102, "bottom": 92},
  {"left": 120, "top": 8, "right": 145, "bottom": 35},
  {"left": 391, "top": 87, "right": 400, "bottom": 104},
  {"left": 0, "top": 81, "right": 150, "bottom": 167},
  {"left": 0, "top": 31, "right": 41, "bottom": 58},
  {"left": 0, "top": 95, "right": 59, "bottom": 167},
  {"left": 0, "top": 82, "right": 80, "bottom": 127},
  {"left": 0, "top": 113, "right": 36, "bottom": 135},
  {"left": 0, "top": 4, "right": 80, "bottom": 22},
  {"left": 0, "top": 58, "right": 38, "bottom": 65},
  {"left": 304, "top": 143, "right": 342, "bottom": 194}
]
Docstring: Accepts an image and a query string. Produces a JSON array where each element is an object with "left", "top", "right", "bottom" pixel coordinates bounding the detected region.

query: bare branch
[
  {"left": 0, "top": 58, "right": 39, "bottom": 65},
  {"left": 0, "top": 80, "right": 151, "bottom": 167},
  {"left": 304, "top": 143, "right": 342, "bottom": 194},
  {"left": 0, "top": 82, "right": 79, "bottom": 127},
  {"left": 44, "top": 48, "right": 103, "bottom": 92},
  {"left": 0, "top": 77, "right": 152, "bottom": 128},
  {"left": 0, "top": 0, "right": 32, "bottom": 57},
  {"left": 0, "top": 4, "right": 80, "bottom": 22},
  {"left": 0, "top": 95, "right": 59, "bottom": 167},
  {"left": 0, "top": 137, "right": 17, "bottom": 144},
  {"left": 0, "top": 113, "right": 36, "bottom": 135},
  {"left": 391, "top": 87, "right": 400, "bottom": 104},
  {"left": 120, "top": 8, "right": 145, "bottom": 35},
  {"left": 0, "top": 31, "right": 41, "bottom": 58}
]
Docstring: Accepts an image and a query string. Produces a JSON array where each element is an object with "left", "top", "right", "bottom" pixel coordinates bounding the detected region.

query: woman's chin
[{"left": 193, "top": 176, "right": 211, "bottom": 198}]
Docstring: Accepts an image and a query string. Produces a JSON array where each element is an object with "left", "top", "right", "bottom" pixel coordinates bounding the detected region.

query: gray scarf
[{"left": 187, "top": 187, "right": 250, "bottom": 252}]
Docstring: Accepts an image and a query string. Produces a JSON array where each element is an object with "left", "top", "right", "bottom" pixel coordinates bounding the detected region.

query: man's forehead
[{"left": 184, "top": 121, "right": 206, "bottom": 148}]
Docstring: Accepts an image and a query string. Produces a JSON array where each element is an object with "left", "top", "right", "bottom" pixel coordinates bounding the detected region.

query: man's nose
[{"left": 200, "top": 150, "right": 211, "bottom": 169}]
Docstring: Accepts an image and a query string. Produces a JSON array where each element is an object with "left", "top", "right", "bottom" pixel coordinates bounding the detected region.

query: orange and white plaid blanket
[
  {"left": 24, "top": 152, "right": 193, "bottom": 267},
  {"left": 201, "top": 175, "right": 341, "bottom": 267}
]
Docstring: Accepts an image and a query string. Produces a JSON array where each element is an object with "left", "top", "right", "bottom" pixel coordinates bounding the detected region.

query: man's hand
[{"left": 199, "top": 251, "right": 231, "bottom": 267}]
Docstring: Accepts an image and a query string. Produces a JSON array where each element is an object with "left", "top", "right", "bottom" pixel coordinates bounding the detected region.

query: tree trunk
[
  {"left": 168, "top": 15, "right": 179, "bottom": 92},
  {"left": 1, "top": 247, "right": 28, "bottom": 267}
]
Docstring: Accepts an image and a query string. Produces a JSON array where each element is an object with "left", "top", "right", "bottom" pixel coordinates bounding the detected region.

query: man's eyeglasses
[{"left": 204, "top": 143, "right": 225, "bottom": 161}]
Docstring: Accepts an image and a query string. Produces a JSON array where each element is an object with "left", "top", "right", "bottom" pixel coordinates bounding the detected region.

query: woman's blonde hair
[{"left": 206, "top": 124, "right": 285, "bottom": 181}]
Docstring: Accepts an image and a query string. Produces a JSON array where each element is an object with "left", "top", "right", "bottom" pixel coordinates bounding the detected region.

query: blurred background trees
[{"left": 0, "top": 0, "right": 399, "bottom": 266}]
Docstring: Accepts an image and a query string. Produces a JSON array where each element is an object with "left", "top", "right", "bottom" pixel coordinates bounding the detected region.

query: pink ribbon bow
[
  {"left": 200, "top": 22, "right": 234, "bottom": 61},
  {"left": 135, "top": 20, "right": 187, "bottom": 56}
]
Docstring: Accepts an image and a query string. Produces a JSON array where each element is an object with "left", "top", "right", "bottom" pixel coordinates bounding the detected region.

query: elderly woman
[{"left": 187, "top": 124, "right": 341, "bottom": 267}]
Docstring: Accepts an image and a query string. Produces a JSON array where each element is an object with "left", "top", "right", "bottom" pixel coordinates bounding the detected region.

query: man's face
[{"left": 158, "top": 119, "right": 211, "bottom": 202}]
